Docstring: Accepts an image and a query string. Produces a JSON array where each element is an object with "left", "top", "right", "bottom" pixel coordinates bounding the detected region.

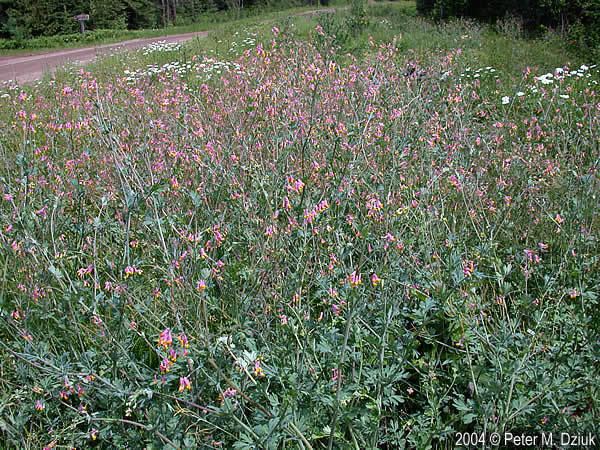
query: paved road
[{"left": 0, "top": 31, "right": 208, "bottom": 83}]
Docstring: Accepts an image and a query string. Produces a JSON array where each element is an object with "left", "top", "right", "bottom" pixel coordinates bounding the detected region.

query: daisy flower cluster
[
  {"left": 141, "top": 40, "right": 182, "bottom": 56},
  {"left": 124, "top": 60, "right": 195, "bottom": 82},
  {"left": 501, "top": 63, "right": 598, "bottom": 104}
]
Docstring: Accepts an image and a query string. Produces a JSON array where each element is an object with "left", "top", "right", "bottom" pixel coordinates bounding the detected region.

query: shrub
[
  {"left": 416, "top": 0, "right": 600, "bottom": 57},
  {"left": 347, "top": 0, "right": 369, "bottom": 34},
  {"left": 0, "top": 29, "right": 141, "bottom": 50},
  {"left": 416, "top": 0, "right": 436, "bottom": 14}
]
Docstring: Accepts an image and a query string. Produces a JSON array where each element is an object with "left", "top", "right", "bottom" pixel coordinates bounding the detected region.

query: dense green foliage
[
  {"left": 0, "top": 0, "right": 313, "bottom": 40},
  {"left": 0, "top": 29, "right": 143, "bottom": 50},
  {"left": 417, "top": 0, "right": 600, "bottom": 57}
]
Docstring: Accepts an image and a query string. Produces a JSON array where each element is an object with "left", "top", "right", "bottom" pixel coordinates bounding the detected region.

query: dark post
[{"left": 74, "top": 14, "right": 90, "bottom": 33}]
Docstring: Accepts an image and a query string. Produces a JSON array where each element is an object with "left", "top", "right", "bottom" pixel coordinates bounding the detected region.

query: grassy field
[{"left": 0, "top": 2, "right": 598, "bottom": 448}]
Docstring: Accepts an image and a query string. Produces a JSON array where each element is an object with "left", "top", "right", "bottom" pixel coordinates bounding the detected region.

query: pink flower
[
  {"left": 524, "top": 249, "right": 541, "bottom": 264},
  {"left": 286, "top": 176, "right": 304, "bottom": 193},
  {"left": 223, "top": 387, "right": 237, "bottom": 398},
  {"left": 253, "top": 360, "right": 265, "bottom": 378},
  {"left": 463, "top": 260, "right": 475, "bottom": 278},
  {"left": 159, "top": 357, "right": 171, "bottom": 373},
  {"left": 92, "top": 315, "right": 103, "bottom": 326},
  {"left": 124, "top": 265, "right": 142, "bottom": 278},
  {"left": 158, "top": 328, "right": 173, "bottom": 348},
  {"left": 35, "top": 206, "right": 48, "bottom": 219},
  {"left": 328, "top": 254, "right": 337, "bottom": 271},
  {"left": 178, "top": 376, "right": 192, "bottom": 392},
  {"left": 331, "top": 303, "right": 342, "bottom": 316},
  {"left": 370, "top": 273, "right": 382, "bottom": 287},
  {"left": 178, "top": 333, "right": 189, "bottom": 348},
  {"left": 77, "top": 264, "right": 94, "bottom": 278},
  {"left": 196, "top": 279, "right": 207, "bottom": 292},
  {"left": 366, "top": 195, "right": 383, "bottom": 216},
  {"left": 348, "top": 271, "right": 362, "bottom": 288},
  {"left": 35, "top": 399, "right": 45, "bottom": 411}
]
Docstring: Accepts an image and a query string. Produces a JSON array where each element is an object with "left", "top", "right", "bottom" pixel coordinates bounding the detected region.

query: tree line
[
  {"left": 417, "top": 0, "right": 600, "bottom": 56},
  {"left": 0, "top": 0, "right": 312, "bottom": 39}
]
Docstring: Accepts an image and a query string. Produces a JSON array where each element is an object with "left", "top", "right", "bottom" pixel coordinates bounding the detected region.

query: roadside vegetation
[
  {"left": 416, "top": 0, "right": 600, "bottom": 59},
  {"left": 0, "top": 2, "right": 340, "bottom": 53},
  {"left": 0, "top": 1, "right": 598, "bottom": 448}
]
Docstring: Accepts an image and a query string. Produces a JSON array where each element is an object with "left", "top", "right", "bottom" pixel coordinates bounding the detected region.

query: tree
[
  {"left": 89, "top": 0, "right": 127, "bottom": 30},
  {"left": 416, "top": 0, "right": 600, "bottom": 57},
  {"left": 123, "top": 0, "right": 156, "bottom": 29}
]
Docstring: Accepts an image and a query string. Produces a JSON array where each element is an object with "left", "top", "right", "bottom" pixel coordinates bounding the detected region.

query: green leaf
[{"left": 48, "top": 264, "right": 63, "bottom": 280}]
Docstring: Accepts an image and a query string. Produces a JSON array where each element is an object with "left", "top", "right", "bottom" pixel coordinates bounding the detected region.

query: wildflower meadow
[{"left": 0, "top": 2, "right": 598, "bottom": 448}]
